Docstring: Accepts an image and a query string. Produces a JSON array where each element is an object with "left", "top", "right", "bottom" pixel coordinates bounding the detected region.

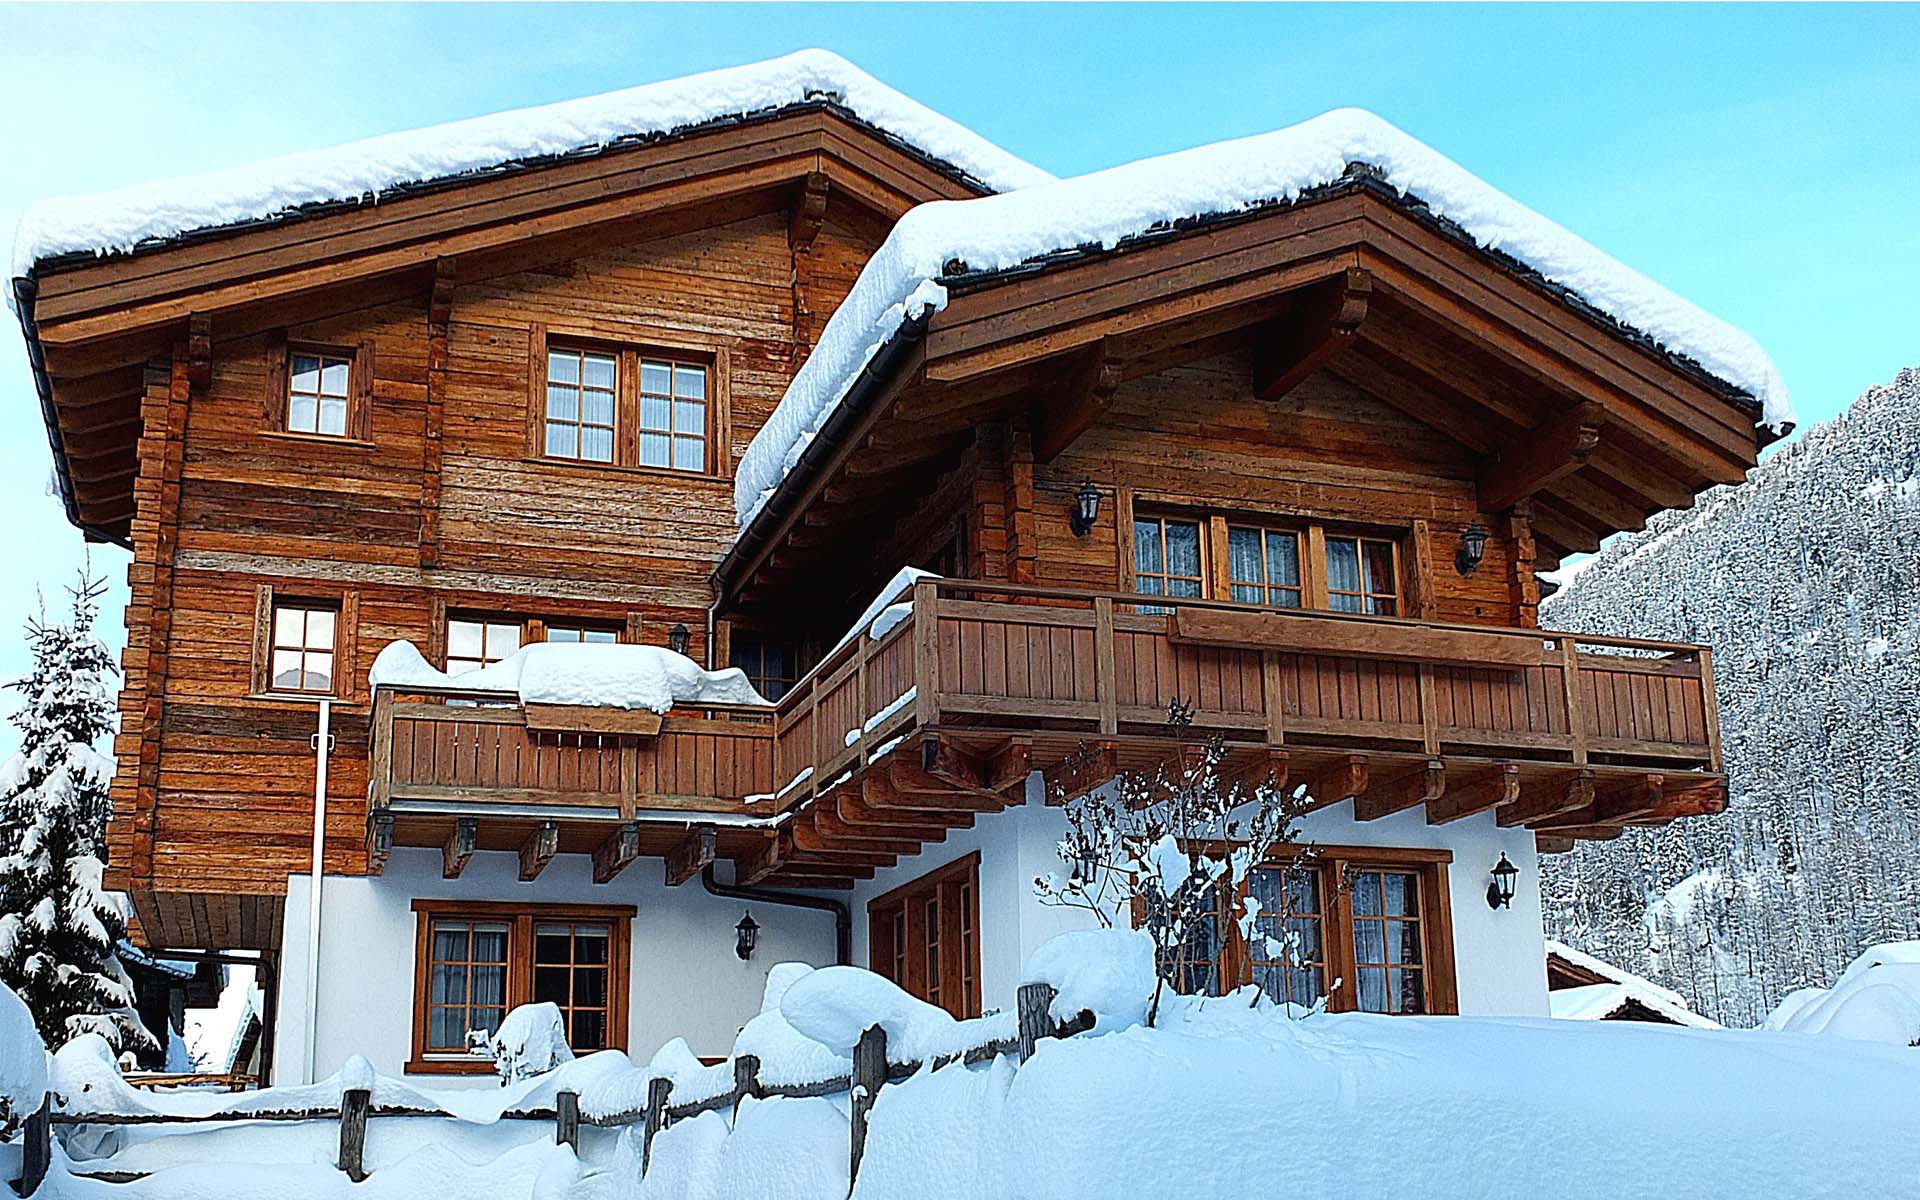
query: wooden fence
[{"left": 13, "top": 982, "right": 1092, "bottom": 1196}]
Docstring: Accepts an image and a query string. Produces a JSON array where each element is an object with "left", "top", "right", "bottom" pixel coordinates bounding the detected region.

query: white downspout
[{"left": 303, "top": 699, "right": 333, "bottom": 1084}]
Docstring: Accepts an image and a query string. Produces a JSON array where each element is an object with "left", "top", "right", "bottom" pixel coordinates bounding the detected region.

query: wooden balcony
[{"left": 367, "top": 580, "right": 1726, "bottom": 888}]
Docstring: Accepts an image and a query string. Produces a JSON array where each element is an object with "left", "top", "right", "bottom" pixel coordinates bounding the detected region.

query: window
[
  {"left": 444, "top": 614, "right": 623, "bottom": 674},
  {"left": 731, "top": 635, "right": 800, "bottom": 702},
  {"left": 270, "top": 339, "right": 370, "bottom": 440},
  {"left": 535, "top": 336, "right": 718, "bottom": 475},
  {"left": 1148, "top": 847, "right": 1455, "bottom": 1015},
  {"left": 868, "top": 854, "right": 982, "bottom": 1020},
  {"left": 1129, "top": 510, "right": 1403, "bottom": 616},
  {"left": 269, "top": 602, "right": 337, "bottom": 694},
  {"left": 410, "top": 901, "right": 633, "bottom": 1073}
]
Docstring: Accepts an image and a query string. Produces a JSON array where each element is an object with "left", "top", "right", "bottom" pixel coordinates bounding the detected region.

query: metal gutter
[{"left": 701, "top": 863, "right": 851, "bottom": 966}]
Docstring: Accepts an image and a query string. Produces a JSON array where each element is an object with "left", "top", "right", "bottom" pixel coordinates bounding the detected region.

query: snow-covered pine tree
[{"left": 0, "top": 572, "right": 153, "bottom": 1054}]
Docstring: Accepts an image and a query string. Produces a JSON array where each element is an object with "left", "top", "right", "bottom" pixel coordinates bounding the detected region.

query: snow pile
[
  {"left": 737, "top": 107, "right": 1790, "bottom": 525},
  {"left": 1019, "top": 928, "right": 1155, "bottom": 1032},
  {"left": 779, "top": 965, "right": 1013, "bottom": 1067},
  {"left": 1546, "top": 939, "right": 1720, "bottom": 1029},
  {"left": 0, "top": 980, "right": 46, "bottom": 1137},
  {"left": 1762, "top": 941, "right": 1920, "bottom": 1047},
  {"left": 10, "top": 49, "right": 1050, "bottom": 280},
  {"left": 368, "top": 640, "right": 767, "bottom": 711},
  {"left": 474, "top": 1003, "right": 574, "bottom": 1086}
]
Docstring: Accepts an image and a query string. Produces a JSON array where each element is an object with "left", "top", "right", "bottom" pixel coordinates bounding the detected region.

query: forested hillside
[{"left": 1541, "top": 367, "right": 1920, "bottom": 1027}]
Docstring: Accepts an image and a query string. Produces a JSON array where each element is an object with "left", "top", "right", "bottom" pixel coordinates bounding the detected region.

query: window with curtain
[
  {"left": 544, "top": 346, "right": 618, "bottom": 463},
  {"left": 1325, "top": 534, "right": 1400, "bottom": 615},
  {"left": 269, "top": 602, "right": 337, "bottom": 694},
  {"left": 423, "top": 918, "right": 510, "bottom": 1053},
  {"left": 1227, "top": 525, "right": 1303, "bottom": 607},
  {"left": 1133, "top": 516, "right": 1204, "bottom": 612},
  {"left": 637, "top": 358, "right": 709, "bottom": 473},
  {"left": 286, "top": 350, "right": 354, "bottom": 437},
  {"left": 730, "top": 635, "right": 800, "bottom": 702},
  {"left": 445, "top": 614, "right": 621, "bottom": 674},
  {"left": 1129, "top": 510, "right": 1403, "bottom": 617}
]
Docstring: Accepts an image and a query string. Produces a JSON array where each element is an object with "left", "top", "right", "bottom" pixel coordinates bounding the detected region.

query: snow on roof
[
  {"left": 1545, "top": 939, "right": 1720, "bottom": 1028},
  {"left": 1763, "top": 941, "right": 1920, "bottom": 1047},
  {"left": 368, "top": 639, "right": 769, "bottom": 711},
  {"left": 9, "top": 49, "right": 1052, "bottom": 280},
  {"left": 735, "top": 108, "right": 1792, "bottom": 527}
]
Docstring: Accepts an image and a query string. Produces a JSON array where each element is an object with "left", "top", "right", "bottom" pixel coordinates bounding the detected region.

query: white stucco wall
[
  {"left": 847, "top": 775, "right": 1550, "bottom": 1018},
  {"left": 272, "top": 846, "right": 837, "bottom": 1085}
]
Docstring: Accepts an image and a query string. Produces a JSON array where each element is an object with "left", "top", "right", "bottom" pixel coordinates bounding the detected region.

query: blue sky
[{"left": 0, "top": 3, "right": 1915, "bottom": 753}]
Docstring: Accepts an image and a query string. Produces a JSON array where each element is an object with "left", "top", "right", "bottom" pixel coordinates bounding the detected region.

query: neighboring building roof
[
  {"left": 116, "top": 940, "right": 197, "bottom": 984},
  {"left": 1546, "top": 940, "right": 1721, "bottom": 1029},
  {"left": 8, "top": 48, "right": 1052, "bottom": 280},
  {"left": 735, "top": 107, "right": 1792, "bottom": 529}
]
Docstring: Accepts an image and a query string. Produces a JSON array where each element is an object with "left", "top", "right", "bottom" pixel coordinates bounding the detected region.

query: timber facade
[{"left": 13, "top": 59, "right": 1768, "bottom": 1076}]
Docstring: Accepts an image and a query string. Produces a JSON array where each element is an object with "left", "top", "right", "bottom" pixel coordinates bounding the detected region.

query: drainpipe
[
  {"left": 701, "top": 864, "right": 851, "bottom": 966},
  {"left": 302, "top": 699, "right": 333, "bottom": 1084}
]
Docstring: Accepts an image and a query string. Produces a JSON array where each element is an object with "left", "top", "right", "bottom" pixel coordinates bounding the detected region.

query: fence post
[
  {"left": 14, "top": 1099, "right": 49, "bottom": 1197},
  {"left": 555, "top": 1089, "right": 579, "bottom": 1151},
  {"left": 848, "top": 1024, "right": 887, "bottom": 1187},
  {"left": 733, "top": 1054, "right": 762, "bottom": 1118},
  {"left": 338, "top": 1088, "right": 371, "bottom": 1182},
  {"left": 640, "top": 1076, "right": 672, "bottom": 1176},
  {"left": 1016, "top": 982, "right": 1058, "bottom": 1061}
]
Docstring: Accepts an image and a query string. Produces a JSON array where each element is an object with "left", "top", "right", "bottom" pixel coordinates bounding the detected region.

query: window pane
[
  {"left": 1165, "top": 522, "right": 1201, "bottom": 577},
  {"left": 672, "top": 437, "right": 703, "bottom": 472},
  {"left": 1353, "top": 871, "right": 1382, "bottom": 916},
  {"left": 640, "top": 395, "right": 671, "bottom": 432},
  {"left": 673, "top": 365, "right": 706, "bottom": 399},
  {"left": 488, "top": 624, "right": 522, "bottom": 657},
  {"left": 473, "top": 924, "right": 509, "bottom": 962},
  {"left": 291, "top": 355, "right": 321, "bottom": 390},
  {"left": 546, "top": 385, "right": 579, "bottom": 422},
  {"left": 1357, "top": 967, "right": 1389, "bottom": 1013},
  {"left": 581, "top": 425, "right": 615, "bottom": 463},
  {"left": 1382, "top": 872, "right": 1417, "bottom": 917},
  {"left": 548, "top": 351, "right": 579, "bottom": 385},
  {"left": 1267, "top": 531, "right": 1301, "bottom": 587},
  {"left": 573, "top": 967, "right": 608, "bottom": 1008},
  {"left": 471, "top": 1007, "right": 506, "bottom": 1038},
  {"left": 271, "top": 650, "right": 304, "bottom": 690},
  {"left": 572, "top": 1010, "right": 606, "bottom": 1051},
  {"left": 1364, "top": 541, "right": 1396, "bottom": 596},
  {"left": 582, "top": 353, "right": 616, "bottom": 390},
  {"left": 640, "top": 361, "right": 672, "bottom": 394},
  {"left": 1386, "top": 920, "right": 1422, "bottom": 965},
  {"left": 535, "top": 929, "right": 572, "bottom": 964},
  {"left": 288, "top": 394, "right": 318, "bottom": 433},
  {"left": 574, "top": 927, "right": 610, "bottom": 965},
  {"left": 534, "top": 967, "right": 570, "bottom": 1006},
  {"left": 303, "top": 652, "right": 333, "bottom": 692},
  {"left": 1169, "top": 577, "right": 1203, "bottom": 599},
  {"left": 429, "top": 1006, "right": 462, "bottom": 1050},
  {"left": 1288, "top": 915, "right": 1322, "bottom": 962},
  {"left": 1354, "top": 920, "right": 1385, "bottom": 964},
  {"left": 307, "top": 609, "right": 335, "bottom": 649},
  {"left": 583, "top": 629, "right": 617, "bottom": 644},
  {"left": 1286, "top": 868, "right": 1319, "bottom": 915},
  {"left": 674, "top": 400, "right": 705, "bottom": 434},
  {"left": 639, "top": 433, "right": 671, "bottom": 468},
  {"left": 274, "top": 608, "right": 305, "bottom": 646},
  {"left": 1390, "top": 969, "right": 1425, "bottom": 1014},
  {"left": 583, "top": 390, "right": 614, "bottom": 427},
  {"left": 430, "top": 964, "right": 466, "bottom": 1006},
  {"left": 1228, "top": 528, "right": 1261, "bottom": 587},
  {"left": 545, "top": 424, "right": 575, "bottom": 458},
  {"left": 1133, "top": 520, "right": 1163, "bottom": 573},
  {"left": 317, "top": 397, "right": 348, "bottom": 436},
  {"left": 432, "top": 921, "right": 469, "bottom": 960},
  {"left": 320, "top": 360, "right": 350, "bottom": 396},
  {"left": 448, "top": 622, "right": 483, "bottom": 659},
  {"left": 1326, "top": 537, "right": 1360, "bottom": 594}
]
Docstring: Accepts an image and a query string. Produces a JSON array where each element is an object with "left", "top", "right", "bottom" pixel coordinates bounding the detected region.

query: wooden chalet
[{"left": 11, "top": 52, "right": 1775, "bottom": 1078}]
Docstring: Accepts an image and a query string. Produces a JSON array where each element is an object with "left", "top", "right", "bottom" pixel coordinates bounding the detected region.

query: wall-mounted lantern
[
  {"left": 1070, "top": 481, "right": 1101, "bottom": 538},
  {"left": 668, "top": 622, "right": 692, "bottom": 656},
  {"left": 1486, "top": 853, "right": 1519, "bottom": 910},
  {"left": 734, "top": 911, "right": 760, "bottom": 960},
  {"left": 1456, "top": 521, "right": 1490, "bottom": 575}
]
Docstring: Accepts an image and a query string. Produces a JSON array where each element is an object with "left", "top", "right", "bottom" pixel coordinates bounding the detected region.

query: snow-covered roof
[
  {"left": 8, "top": 49, "right": 1052, "bottom": 280},
  {"left": 1763, "top": 941, "right": 1920, "bottom": 1046},
  {"left": 735, "top": 108, "right": 1792, "bottom": 528},
  {"left": 1546, "top": 940, "right": 1721, "bottom": 1029}
]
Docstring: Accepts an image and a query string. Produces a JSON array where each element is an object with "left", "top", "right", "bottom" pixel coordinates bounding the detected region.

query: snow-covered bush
[
  {"left": 0, "top": 572, "right": 153, "bottom": 1055},
  {"left": 0, "top": 980, "right": 48, "bottom": 1139},
  {"left": 470, "top": 1003, "right": 574, "bottom": 1085},
  {"left": 1033, "top": 706, "right": 1314, "bottom": 1024},
  {"left": 1763, "top": 941, "right": 1920, "bottom": 1047}
]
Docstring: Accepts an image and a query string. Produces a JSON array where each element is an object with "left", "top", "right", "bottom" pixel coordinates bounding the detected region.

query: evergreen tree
[{"left": 0, "top": 572, "right": 153, "bottom": 1054}]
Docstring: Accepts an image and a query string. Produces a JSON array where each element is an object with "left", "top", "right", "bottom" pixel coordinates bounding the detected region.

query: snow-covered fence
[{"left": 16, "top": 982, "right": 1094, "bottom": 1195}]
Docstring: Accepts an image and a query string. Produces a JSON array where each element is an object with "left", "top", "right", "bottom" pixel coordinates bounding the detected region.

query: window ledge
[
  {"left": 261, "top": 429, "right": 378, "bottom": 449},
  {"left": 249, "top": 691, "right": 358, "bottom": 708},
  {"left": 404, "top": 1057, "right": 494, "bottom": 1076},
  {"left": 524, "top": 456, "right": 731, "bottom": 484}
]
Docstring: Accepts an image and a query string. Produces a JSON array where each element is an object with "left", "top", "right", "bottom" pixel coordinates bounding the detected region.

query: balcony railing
[{"left": 370, "top": 579, "right": 1720, "bottom": 819}]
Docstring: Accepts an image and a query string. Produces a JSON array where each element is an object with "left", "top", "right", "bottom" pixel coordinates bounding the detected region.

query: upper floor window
[
  {"left": 1132, "top": 511, "right": 1402, "bottom": 616},
  {"left": 1227, "top": 525, "right": 1303, "bottom": 608},
  {"left": 272, "top": 339, "right": 370, "bottom": 441},
  {"left": 1133, "top": 515, "right": 1205, "bottom": 602},
  {"left": 537, "top": 338, "right": 716, "bottom": 475},
  {"left": 270, "top": 601, "right": 337, "bottom": 694},
  {"left": 1325, "top": 535, "right": 1400, "bottom": 616},
  {"left": 445, "top": 613, "right": 622, "bottom": 675},
  {"left": 730, "top": 634, "right": 800, "bottom": 702}
]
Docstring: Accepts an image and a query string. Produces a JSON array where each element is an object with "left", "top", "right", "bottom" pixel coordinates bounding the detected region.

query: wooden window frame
[
  {"left": 264, "top": 333, "right": 375, "bottom": 444},
  {"left": 250, "top": 584, "right": 359, "bottom": 702},
  {"left": 437, "top": 607, "right": 631, "bottom": 673},
  {"left": 867, "top": 852, "right": 982, "bottom": 1020},
  {"left": 1126, "top": 503, "right": 1408, "bottom": 617},
  {"left": 729, "top": 630, "right": 803, "bottom": 702},
  {"left": 1149, "top": 844, "right": 1457, "bottom": 1015},
  {"left": 527, "top": 324, "right": 732, "bottom": 479},
  {"left": 407, "top": 899, "right": 634, "bottom": 1075}
]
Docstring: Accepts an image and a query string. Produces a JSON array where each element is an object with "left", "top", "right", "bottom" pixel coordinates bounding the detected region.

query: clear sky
[{"left": 0, "top": 3, "right": 1915, "bottom": 754}]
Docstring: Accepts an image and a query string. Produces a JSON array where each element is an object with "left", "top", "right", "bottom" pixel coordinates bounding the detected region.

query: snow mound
[
  {"left": 1021, "top": 928, "right": 1156, "bottom": 1032},
  {"left": 368, "top": 639, "right": 767, "bottom": 711},
  {"left": 1763, "top": 941, "right": 1920, "bottom": 1046},
  {"left": 476, "top": 1003, "right": 575, "bottom": 1085},
  {"left": 10, "top": 49, "right": 1050, "bottom": 280},
  {"left": 736, "top": 107, "right": 1790, "bottom": 525},
  {"left": 0, "top": 981, "right": 46, "bottom": 1136}
]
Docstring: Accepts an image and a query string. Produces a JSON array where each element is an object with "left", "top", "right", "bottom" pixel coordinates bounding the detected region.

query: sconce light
[
  {"left": 668, "top": 622, "right": 692, "bottom": 656},
  {"left": 1070, "top": 840, "right": 1101, "bottom": 886},
  {"left": 1486, "top": 853, "right": 1519, "bottom": 910},
  {"left": 1456, "top": 521, "right": 1490, "bottom": 575},
  {"left": 1070, "top": 481, "right": 1101, "bottom": 538},
  {"left": 734, "top": 911, "right": 760, "bottom": 960}
]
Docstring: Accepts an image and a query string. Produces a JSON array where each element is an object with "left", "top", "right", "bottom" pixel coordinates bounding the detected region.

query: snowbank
[
  {"left": 1020, "top": 928, "right": 1156, "bottom": 1032},
  {"left": 0, "top": 981, "right": 46, "bottom": 1136},
  {"left": 10, "top": 50, "right": 1050, "bottom": 279},
  {"left": 737, "top": 107, "right": 1791, "bottom": 526},
  {"left": 368, "top": 640, "right": 767, "bottom": 711},
  {"left": 1762, "top": 941, "right": 1920, "bottom": 1047}
]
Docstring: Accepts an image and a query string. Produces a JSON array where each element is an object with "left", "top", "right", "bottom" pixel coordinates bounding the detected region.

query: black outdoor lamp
[
  {"left": 1456, "top": 521, "right": 1490, "bottom": 575},
  {"left": 668, "top": 622, "right": 692, "bottom": 656},
  {"left": 1070, "top": 481, "right": 1101, "bottom": 538},
  {"left": 1486, "top": 853, "right": 1520, "bottom": 910},
  {"left": 734, "top": 911, "right": 760, "bottom": 960},
  {"left": 1071, "top": 839, "right": 1101, "bottom": 885}
]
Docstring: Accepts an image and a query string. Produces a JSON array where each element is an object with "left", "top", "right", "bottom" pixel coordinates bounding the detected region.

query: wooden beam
[
  {"left": 1041, "top": 739, "right": 1119, "bottom": 802},
  {"left": 838, "top": 790, "right": 973, "bottom": 833},
  {"left": 790, "top": 820, "right": 916, "bottom": 859},
  {"left": 1302, "top": 754, "right": 1370, "bottom": 813},
  {"left": 518, "top": 820, "right": 559, "bottom": 882},
  {"left": 660, "top": 823, "right": 714, "bottom": 887},
  {"left": 1352, "top": 758, "right": 1442, "bottom": 821},
  {"left": 816, "top": 804, "right": 948, "bottom": 844},
  {"left": 1478, "top": 401, "right": 1605, "bottom": 512},
  {"left": 1534, "top": 834, "right": 1577, "bottom": 855},
  {"left": 1498, "top": 771, "right": 1595, "bottom": 827},
  {"left": 738, "top": 833, "right": 785, "bottom": 886},
  {"left": 1426, "top": 764, "right": 1521, "bottom": 825},
  {"left": 1030, "top": 339, "right": 1120, "bottom": 464},
  {"left": 1251, "top": 267, "right": 1372, "bottom": 402},
  {"left": 788, "top": 171, "right": 830, "bottom": 252},
  {"left": 442, "top": 817, "right": 476, "bottom": 879},
  {"left": 593, "top": 821, "right": 642, "bottom": 884}
]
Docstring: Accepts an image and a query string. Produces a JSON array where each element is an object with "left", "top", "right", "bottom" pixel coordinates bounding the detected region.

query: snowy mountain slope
[{"left": 1541, "top": 366, "right": 1920, "bottom": 1027}]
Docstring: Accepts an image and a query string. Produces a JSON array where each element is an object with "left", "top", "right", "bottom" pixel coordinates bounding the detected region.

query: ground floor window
[
  {"left": 1152, "top": 846, "right": 1457, "bottom": 1015},
  {"left": 868, "top": 853, "right": 981, "bottom": 1020},
  {"left": 409, "top": 900, "right": 634, "bottom": 1073}
]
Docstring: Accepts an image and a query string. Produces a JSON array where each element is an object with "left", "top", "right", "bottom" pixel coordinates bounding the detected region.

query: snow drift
[
  {"left": 368, "top": 640, "right": 767, "bottom": 711},
  {"left": 1763, "top": 941, "right": 1920, "bottom": 1047}
]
